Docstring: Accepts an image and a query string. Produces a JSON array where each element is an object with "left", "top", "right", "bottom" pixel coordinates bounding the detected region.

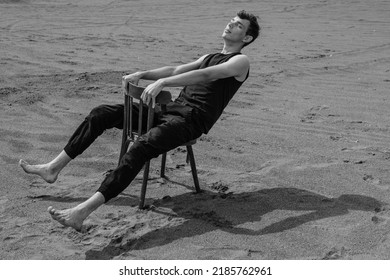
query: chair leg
[
  {"left": 119, "top": 129, "right": 129, "bottom": 166},
  {"left": 139, "top": 160, "right": 150, "bottom": 209},
  {"left": 160, "top": 153, "right": 167, "bottom": 178},
  {"left": 186, "top": 145, "right": 201, "bottom": 193},
  {"left": 118, "top": 139, "right": 130, "bottom": 166}
]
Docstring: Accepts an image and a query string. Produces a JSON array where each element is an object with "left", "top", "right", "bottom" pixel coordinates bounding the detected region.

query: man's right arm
[{"left": 122, "top": 55, "right": 207, "bottom": 85}]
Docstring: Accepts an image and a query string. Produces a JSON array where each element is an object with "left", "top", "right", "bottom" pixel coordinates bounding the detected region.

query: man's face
[{"left": 222, "top": 16, "right": 250, "bottom": 43}]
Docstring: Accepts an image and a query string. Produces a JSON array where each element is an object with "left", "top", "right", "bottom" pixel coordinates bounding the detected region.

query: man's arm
[
  {"left": 162, "top": 54, "right": 249, "bottom": 85},
  {"left": 142, "top": 54, "right": 250, "bottom": 107},
  {"left": 122, "top": 55, "right": 208, "bottom": 85}
]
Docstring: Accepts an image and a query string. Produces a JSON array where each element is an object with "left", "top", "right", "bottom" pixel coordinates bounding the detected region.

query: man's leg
[
  {"left": 19, "top": 104, "right": 125, "bottom": 183},
  {"left": 47, "top": 105, "right": 202, "bottom": 230}
]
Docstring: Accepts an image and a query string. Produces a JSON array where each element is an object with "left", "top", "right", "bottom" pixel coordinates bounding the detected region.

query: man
[{"left": 19, "top": 10, "right": 260, "bottom": 231}]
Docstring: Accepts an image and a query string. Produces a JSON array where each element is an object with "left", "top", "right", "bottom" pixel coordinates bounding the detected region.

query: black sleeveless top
[{"left": 176, "top": 52, "right": 249, "bottom": 133}]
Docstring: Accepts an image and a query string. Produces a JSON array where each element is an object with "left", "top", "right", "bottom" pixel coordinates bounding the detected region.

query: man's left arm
[{"left": 142, "top": 54, "right": 250, "bottom": 106}]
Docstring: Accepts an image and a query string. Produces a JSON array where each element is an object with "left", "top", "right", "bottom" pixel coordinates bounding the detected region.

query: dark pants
[{"left": 64, "top": 101, "right": 203, "bottom": 202}]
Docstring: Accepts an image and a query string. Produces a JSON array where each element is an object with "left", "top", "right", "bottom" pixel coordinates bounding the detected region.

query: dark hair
[{"left": 237, "top": 10, "right": 260, "bottom": 47}]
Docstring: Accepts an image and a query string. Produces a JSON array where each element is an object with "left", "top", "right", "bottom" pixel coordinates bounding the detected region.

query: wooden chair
[{"left": 119, "top": 82, "right": 201, "bottom": 209}]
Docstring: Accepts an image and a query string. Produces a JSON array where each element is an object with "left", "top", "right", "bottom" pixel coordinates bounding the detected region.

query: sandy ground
[{"left": 1, "top": 0, "right": 390, "bottom": 260}]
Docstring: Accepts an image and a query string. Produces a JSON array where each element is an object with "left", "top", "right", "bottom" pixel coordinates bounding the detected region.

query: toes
[
  {"left": 19, "top": 159, "right": 27, "bottom": 168},
  {"left": 48, "top": 207, "right": 62, "bottom": 222},
  {"left": 47, "top": 206, "right": 57, "bottom": 215},
  {"left": 47, "top": 207, "right": 82, "bottom": 231}
]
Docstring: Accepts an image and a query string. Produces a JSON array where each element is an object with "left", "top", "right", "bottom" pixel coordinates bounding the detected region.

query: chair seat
[{"left": 126, "top": 132, "right": 196, "bottom": 147}]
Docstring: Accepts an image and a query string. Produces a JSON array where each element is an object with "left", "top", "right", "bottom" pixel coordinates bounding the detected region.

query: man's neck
[{"left": 221, "top": 43, "right": 243, "bottom": 54}]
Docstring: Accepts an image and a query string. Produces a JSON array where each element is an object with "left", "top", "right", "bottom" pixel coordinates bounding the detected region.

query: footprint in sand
[
  {"left": 322, "top": 246, "right": 348, "bottom": 260},
  {"left": 300, "top": 105, "right": 330, "bottom": 123},
  {"left": 371, "top": 215, "right": 390, "bottom": 224},
  {"left": 372, "top": 205, "right": 390, "bottom": 224},
  {"left": 363, "top": 174, "right": 390, "bottom": 191},
  {"left": 208, "top": 181, "right": 229, "bottom": 193},
  {"left": 29, "top": 180, "right": 50, "bottom": 188}
]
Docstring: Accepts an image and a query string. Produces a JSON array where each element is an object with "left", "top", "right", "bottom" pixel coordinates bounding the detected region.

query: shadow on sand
[{"left": 71, "top": 185, "right": 384, "bottom": 259}]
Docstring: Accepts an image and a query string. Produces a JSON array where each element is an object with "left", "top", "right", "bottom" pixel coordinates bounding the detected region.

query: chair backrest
[
  {"left": 125, "top": 82, "right": 172, "bottom": 105},
  {"left": 123, "top": 82, "right": 173, "bottom": 138}
]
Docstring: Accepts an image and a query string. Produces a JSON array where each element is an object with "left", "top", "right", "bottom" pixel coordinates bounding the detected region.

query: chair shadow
[{"left": 84, "top": 185, "right": 384, "bottom": 259}]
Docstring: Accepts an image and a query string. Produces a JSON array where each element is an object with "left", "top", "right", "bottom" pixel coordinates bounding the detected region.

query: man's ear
[{"left": 243, "top": 35, "right": 253, "bottom": 44}]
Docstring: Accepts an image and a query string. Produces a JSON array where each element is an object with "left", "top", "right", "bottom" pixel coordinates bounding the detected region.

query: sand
[{"left": 1, "top": 0, "right": 390, "bottom": 260}]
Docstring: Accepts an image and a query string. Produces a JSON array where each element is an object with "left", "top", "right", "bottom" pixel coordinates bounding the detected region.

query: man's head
[
  {"left": 222, "top": 10, "right": 260, "bottom": 48},
  {"left": 236, "top": 10, "right": 260, "bottom": 47}
]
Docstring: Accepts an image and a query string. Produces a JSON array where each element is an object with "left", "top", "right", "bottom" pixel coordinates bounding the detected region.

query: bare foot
[
  {"left": 19, "top": 159, "right": 58, "bottom": 183},
  {"left": 47, "top": 206, "right": 85, "bottom": 231},
  {"left": 47, "top": 192, "right": 105, "bottom": 232}
]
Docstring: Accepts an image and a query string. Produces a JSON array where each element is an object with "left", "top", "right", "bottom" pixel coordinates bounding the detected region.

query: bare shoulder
[
  {"left": 228, "top": 54, "right": 250, "bottom": 81},
  {"left": 230, "top": 54, "right": 250, "bottom": 65}
]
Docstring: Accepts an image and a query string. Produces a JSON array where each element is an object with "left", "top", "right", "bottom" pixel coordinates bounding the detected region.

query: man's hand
[
  {"left": 141, "top": 79, "right": 165, "bottom": 108},
  {"left": 122, "top": 72, "right": 142, "bottom": 89}
]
